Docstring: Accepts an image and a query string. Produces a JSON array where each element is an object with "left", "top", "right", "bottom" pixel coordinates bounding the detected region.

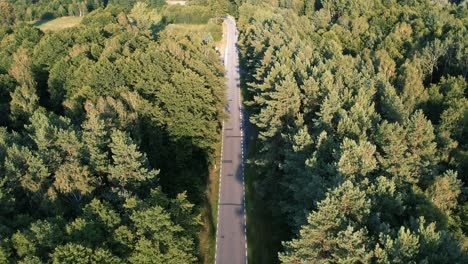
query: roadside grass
[
  {"left": 245, "top": 142, "right": 289, "bottom": 264},
  {"left": 240, "top": 65, "right": 289, "bottom": 263},
  {"left": 33, "top": 16, "right": 83, "bottom": 32},
  {"left": 218, "top": 20, "right": 228, "bottom": 59},
  {"left": 198, "top": 134, "right": 221, "bottom": 264},
  {"left": 197, "top": 19, "right": 227, "bottom": 264}
]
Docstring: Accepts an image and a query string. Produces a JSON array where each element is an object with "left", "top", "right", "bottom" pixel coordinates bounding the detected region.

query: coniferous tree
[
  {"left": 237, "top": 1, "right": 468, "bottom": 262},
  {"left": 108, "top": 130, "right": 158, "bottom": 191}
]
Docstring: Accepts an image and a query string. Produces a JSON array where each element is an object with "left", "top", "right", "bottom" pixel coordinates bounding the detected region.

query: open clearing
[
  {"left": 34, "top": 16, "right": 83, "bottom": 32},
  {"left": 166, "top": 22, "right": 223, "bottom": 43},
  {"left": 167, "top": 0, "right": 186, "bottom": 5}
]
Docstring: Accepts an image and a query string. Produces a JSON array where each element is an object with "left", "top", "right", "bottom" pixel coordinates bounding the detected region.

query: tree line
[
  {"left": 0, "top": 0, "right": 238, "bottom": 25},
  {"left": 0, "top": 2, "right": 225, "bottom": 262},
  {"left": 0, "top": 0, "right": 168, "bottom": 23},
  {"left": 237, "top": 0, "right": 467, "bottom": 262}
]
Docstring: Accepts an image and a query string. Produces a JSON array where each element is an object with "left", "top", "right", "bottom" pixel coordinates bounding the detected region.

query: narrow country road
[{"left": 215, "top": 17, "right": 247, "bottom": 264}]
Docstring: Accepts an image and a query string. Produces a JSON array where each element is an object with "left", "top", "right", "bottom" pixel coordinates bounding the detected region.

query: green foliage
[
  {"left": 51, "top": 243, "right": 121, "bottom": 264},
  {"left": 375, "top": 218, "right": 465, "bottom": 263},
  {"left": 164, "top": 5, "right": 213, "bottom": 24},
  {"left": 0, "top": 2, "right": 223, "bottom": 262},
  {"left": 7, "top": 0, "right": 105, "bottom": 22},
  {"left": 129, "top": 2, "right": 162, "bottom": 30},
  {"left": 108, "top": 129, "right": 158, "bottom": 190},
  {"left": 237, "top": 0, "right": 468, "bottom": 262},
  {"left": 0, "top": 2, "right": 16, "bottom": 25},
  {"left": 280, "top": 181, "right": 373, "bottom": 263},
  {"left": 426, "top": 170, "right": 461, "bottom": 214},
  {"left": 9, "top": 85, "right": 40, "bottom": 128}
]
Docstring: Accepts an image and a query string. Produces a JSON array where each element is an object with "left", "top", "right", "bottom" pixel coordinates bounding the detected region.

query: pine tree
[
  {"left": 108, "top": 130, "right": 158, "bottom": 191},
  {"left": 126, "top": 191, "right": 198, "bottom": 264},
  {"left": 397, "top": 59, "right": 429, "bottom": 113},
  {"left": 51, "top": 243, "right": 120, "bottom": 264},
  {"left": 374, "top": 49, "right": 396, "bottom": 80},
  {"left": 82, "top": 103, "right": 110, "bottom": 175},
  {"left": 280, "top": 181, "right": 372, "bottom": 263},
  {"left": 4, "top": 145, "right": 50, "bottom": 205},
  {"left": 10, "top": 85, "right": 40, "bottom": 127},
  {"left": 376, "top": 121, "right": 412, "bottom": 185},
  {"left": 0, "top": 2, "right": 16, "bottom": 25},
  {"left": 426, "top": 170, "right": 462, "bottom": 215},
  {"left": 0, "top": 246, "right": 8, "bottom": 264},
  {"left": 9, "top": 48, "right": 35, "bottom": 88},
  {"left": 375, "top": 218, "right": 467, "bottom": 263},
  {"left": 53, "top": 161, "right": 96, "bottom": 200},
  {"left": 336, "top": 138, "right": 377, "bottom": 180},
  {"left": 377, "top": 80, "right": 408, "bottom": 123},
  {"left": 281, "top": 125, "right": 322, "bottom": 230},
  {"left": 404, "top": 110, "right": 438, "bottom": 186}
]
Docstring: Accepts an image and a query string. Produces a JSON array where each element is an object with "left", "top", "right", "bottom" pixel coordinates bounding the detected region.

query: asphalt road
[{"left": 215, "top": 17, "right": 247, "bottom": 264}]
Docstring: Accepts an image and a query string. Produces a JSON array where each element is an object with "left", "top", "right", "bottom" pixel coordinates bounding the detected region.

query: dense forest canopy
[
  {"left": 0, "top": 0, "right": 166, "bottom": 22},
  {"left": 237, "top": 0, "right": 467, "bottom": 263},
  {"left": 0, "top": 1, "right": 227, "bottom": 262},
  {"left": 0, "top": 0, "right": 467, "bottom": 263},
  {"left": 0, "top": 0, "right": 238, "bottom": 23}
]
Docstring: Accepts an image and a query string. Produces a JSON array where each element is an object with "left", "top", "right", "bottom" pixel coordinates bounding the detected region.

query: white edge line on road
[
  {"left": 215, "top": 120, "right": 224, "bottom": 264},
  {"left": 215, "top": 16, "right": 248, "bottom": 264},
  {"left": 215, "top": 16, "right": 230, "bottom": 264},
  {"left": 234, "top": 22, "right": 249, "bottom": 263},
  {"left": 215, "top": 16, "right": 229, "bottom": 264}
]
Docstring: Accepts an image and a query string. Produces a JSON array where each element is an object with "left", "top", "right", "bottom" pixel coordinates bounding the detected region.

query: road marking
[
  {"left": 216, "top": 16, "right": 248, "bottom": 264},
  {"left": 216, "top": 16, "right": 229, "bottom": 264},
  {"left": 215, "top": 120, "right": 224, "bottom": 264},
  {"left": 235, "top": 25, "right": 248, "bottom": 264}
]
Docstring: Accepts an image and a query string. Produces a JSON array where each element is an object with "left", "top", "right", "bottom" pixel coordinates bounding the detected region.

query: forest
[
  {"left": 0, "top": 0, "right": 237, "bottom": 262},
  {"left": 0, "top": 0, "right": 466, "bottom": 263},
  {"left": 0, "top": 0, "right": 237, "bottom": 23},
  {"left": 237, "top": 0, "right": 467, "bottom": 263}
]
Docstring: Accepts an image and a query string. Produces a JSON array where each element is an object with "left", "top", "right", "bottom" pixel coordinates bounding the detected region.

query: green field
[
  {"left": 166, "top": 22, "right": 223, "bottom": 42},
  {"left": 34, "top": 16, "right": 83, "bottom": 31}
]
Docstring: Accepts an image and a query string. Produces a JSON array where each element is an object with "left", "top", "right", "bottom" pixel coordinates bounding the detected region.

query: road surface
[{"left": 215, "top": 17, "right": 247, "bottom": 264}]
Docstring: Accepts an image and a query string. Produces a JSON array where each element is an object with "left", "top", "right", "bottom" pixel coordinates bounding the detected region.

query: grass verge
[
  {"left": 197, "top": 19, "right": 227, "bottom": 263},
  {"left": 245, "top": 143, "right": 288, "bottom": 264},
  {"left": 240, "top": 61, "right": 289, "bottom": 264},
  {"left": 217, "top": 20, "right": 228, "bottom": 59},
  {"left": 33, "top": 16, "right": 83, "bottom": 32},
  {"left": 197, "top": 134, "right": 221, "bottom": 264}
]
